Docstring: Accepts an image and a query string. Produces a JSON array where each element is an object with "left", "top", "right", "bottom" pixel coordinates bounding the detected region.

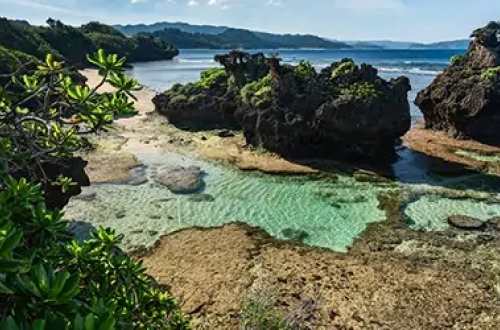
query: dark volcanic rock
[
  {"left": 42, "top": 157, "right": 90, "bottom": 209},
  {"left": 153, "top": 51, "right": 268, "bottom": 130},
  {"left": 156, "top": 51, "right": 411, "bottom": 163},
  {"left": 154, "top": 166, "right": 204, "bottom": 194},
  {"left": 447, "top": 215, "right": 485, "bottom": 230},
  {"left": 236, "top": 58, "right": 411, "bottom": 161},
  {"left": 415, "top": 21, "right": 500, "bottom": 144}
]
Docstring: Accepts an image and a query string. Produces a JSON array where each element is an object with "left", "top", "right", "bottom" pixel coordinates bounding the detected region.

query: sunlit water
[{"left": 65, "top": 49, "right": 500, "bottom": 252}]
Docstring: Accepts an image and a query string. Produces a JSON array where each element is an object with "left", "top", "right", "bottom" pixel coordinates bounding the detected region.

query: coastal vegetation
[
  {"left": 0, "top": 18, "right": 178, "bottom": 68},
  {"left": 0, "top": 49, "right": 187, "bottom": 328}
]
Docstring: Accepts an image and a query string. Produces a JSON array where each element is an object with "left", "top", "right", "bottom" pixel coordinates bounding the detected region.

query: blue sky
[{"left": 1, "top": 0, "right": 499, "bottom": 42}]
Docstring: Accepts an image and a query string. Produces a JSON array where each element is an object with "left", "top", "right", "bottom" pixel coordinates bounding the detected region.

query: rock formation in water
[
  {"left": 236, "top": 58, "right": 411, "bottom": 161},
  {"left": 155, "top": 51, "right": 411, "bottom": 161},
  {"left": 153, "top": 51, "right": 268, "bottom": 130},
  {"left": 415, "top": 21, "right": 500, "bottom": 144}
]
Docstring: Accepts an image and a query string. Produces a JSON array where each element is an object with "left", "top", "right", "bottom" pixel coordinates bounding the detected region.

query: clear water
[
  {"left": 65, "top": 49, "right": 500, "bottom": 253},
  {"left": 128, "top": 48, "right": 464, "bottom": 119},
  {"left": 65, "top": 149, "right": 500, "bottom": 252},
  {"left": 65, "top": 151, "right": 395, "bottom": 252}
]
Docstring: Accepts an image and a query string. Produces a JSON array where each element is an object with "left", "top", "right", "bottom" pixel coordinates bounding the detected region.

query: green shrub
[
  {"left": 481, "top": 66, "right": 500, "bottom": 81},
  {"left": 0, "top": 49, "right": 141, "bottom": 183},
  {"left": 0, "top": 177, "right": 189, "bottom": 329},
  {"left": 339, "top": 82, "right": 383, "bottom": 100},
  {"left": 240, "top": 74, "right": 273, "bottom": 108},
  {"left": 0, "top": 49, "right": 189, "bottom": 329},
  {"left": 196, "top": 68, "right": 228, "bottom": 89},
  {"left": 331, "top": 59, "right": 356, "bottom": 79},
  {"left": 450, "top": 54, "right": 466, "bottom": 65},
  {"left": 293, "top": 60, "right": 316, "bottom": 81}
]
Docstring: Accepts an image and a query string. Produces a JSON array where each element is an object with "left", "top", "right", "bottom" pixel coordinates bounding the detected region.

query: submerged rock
[
  {"left": 447, "top": 215, "right": 485, "bottom": 230},
  {"left": 415, "top": 21, "right": 500, "bottom": 144},
  {"left": 154, "top": 166, "right": 204, "bottom": 194}
]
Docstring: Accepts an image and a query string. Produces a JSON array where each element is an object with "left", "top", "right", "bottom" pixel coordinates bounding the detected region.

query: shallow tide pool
[{"left": 65, "top": 150, "right": 500, "bottom": 252}]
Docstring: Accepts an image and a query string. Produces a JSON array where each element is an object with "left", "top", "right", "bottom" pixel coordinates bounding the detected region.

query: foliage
[
  {"left": 240, "top": 75, "right": 273, "bottom": 108},
  {"left": 450, "top": 54, "right": 466, "bottom": 65},
  {"left": 0, "top": 49, "right": 141, "bottom": 185},
  {"left": 481, "top": 66, "right": 500, "bottom": 81},
  {"left": 195, "top": 68, "right": 228, "bottom": 89},
  {"left": 339, "top": 82, "right": 383, "bottom": 100},
  {"left": 0, "top": 18, "right": 178, "bottom": 67},
  {"left": 293, "top": 61, "right": 316, "bottom": 81},
  {"left": 331, "top": 59, "right": 356, "bottom": 79},
  {"left": 0, "top": 177, "right": 189, "bottom": 329}
]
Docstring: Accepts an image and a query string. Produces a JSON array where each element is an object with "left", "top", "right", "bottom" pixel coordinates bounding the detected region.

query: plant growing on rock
[
  {"left": 0, "top": 49, "right": 141, "bottom": 206},
  {"left": 339, "top": 82, "right": 383, "bottom": 101},
  {"left": 195, "top": 68, "right": 228, "bottom": 90},
  {"left": 450, "top": 54, "right": 466, "bottom": 66},
  {"left": 240, "top": 74, "right": 274, "bottom": 108},
  {"left": 481, "top": 66, "right": 500, "bottom": 81},
  {"left": 330, "top": 59, "right": 356, "bottom": 79}
]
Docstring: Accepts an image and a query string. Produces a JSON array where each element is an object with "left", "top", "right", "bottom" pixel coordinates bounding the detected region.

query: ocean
[{"left": 128, "top": 48, "right": 465, "bottom": 119}]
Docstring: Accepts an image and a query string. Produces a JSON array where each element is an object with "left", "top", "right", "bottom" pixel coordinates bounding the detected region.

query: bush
[
  {"left": 481, "top": 66, "right": 500, "bottom": 81},
  {"left": 0, "top": 177, "right": 189, "bottom": 329},
  {"left": 293, "top": 61, "right": 316, "bottom": 81},
  {"left": 0, "top": 49, "right": 140, "bottom": 186},
  {"left": 450, "top": 54, "right": 466, "bottom": 65},
  {"left": 240, "top": 74, "right": 273, "bottom": 108},
  {"left": 0, "top": 48, "right": 189, "bottom": 329},
  {"left": 196, "top": 68, "right": 228, "bottom": 89},
  {"left": 331, "top": 59, "right": 356, "bottom": 79},
  {"left": 339, "top": 81, "right": 383, "bottom": 100}
]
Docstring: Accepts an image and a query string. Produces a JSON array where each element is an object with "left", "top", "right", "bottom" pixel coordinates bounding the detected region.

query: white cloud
[
  {"left": 267, "top": 0, "right": 283, "bottom": 6},
  {"left": 187, "top": 0, "right": 199, "bottom": 5},
  {"left": 207, "top": 0, "right": 233, "bottom": 9},
  {"left": 333, "top": 0, "right": 405, "bottom": 10},
  {"left": 130, "top": 0, "right": 147, "bottom": 4}
]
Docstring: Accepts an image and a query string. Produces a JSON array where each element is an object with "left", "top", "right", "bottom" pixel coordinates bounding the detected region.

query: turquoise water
[
  {"left": 65, "top": 150, "right": 500, "bottom": 252},
  {"left": 65, "top": 152, "right": 394, "bottom": 252}
]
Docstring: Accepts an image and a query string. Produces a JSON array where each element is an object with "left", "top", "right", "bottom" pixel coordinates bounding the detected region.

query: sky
[{"left": 1, "top": 0, "right": 500, "bottom": 42}]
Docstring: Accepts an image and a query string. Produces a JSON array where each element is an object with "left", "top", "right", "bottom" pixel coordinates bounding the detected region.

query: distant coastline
[{"left": 115, "top": 21, "right": 469, "bottom": 51}]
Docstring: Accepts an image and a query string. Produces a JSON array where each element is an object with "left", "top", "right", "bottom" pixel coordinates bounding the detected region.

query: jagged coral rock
[
  {"left": 155, "top": 52, "right": 411, "bottom": 162},
  {"left": 415, "top": 21, "right": 500, "bottom": 144}
]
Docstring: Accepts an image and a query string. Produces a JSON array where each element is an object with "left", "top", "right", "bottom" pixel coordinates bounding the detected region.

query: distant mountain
[
  {"left": 344, "top": 39, "right": 470, "bottom": 50},
  {"left": 116, "top": 22, "right": 228, "bottom": 36},
  {"left": 115, "top": 22, "right": 351, "bottom": 49},
  {"left": 409, "top": 39, "right": 470, "bottom": 49}
]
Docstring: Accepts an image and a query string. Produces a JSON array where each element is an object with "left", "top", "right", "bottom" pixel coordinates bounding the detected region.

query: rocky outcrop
[
  {"left": 415, "top": 21, "right": 500, "bottom": 144},
  {"left": 156, "top": 52, "right": 411, "bottom": 163},
  {"left": 153, "top": 51, "right": 268, "bottom": 130},
  {"left": 236, "top": 58, "right": 411, "bottom": 161}
]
